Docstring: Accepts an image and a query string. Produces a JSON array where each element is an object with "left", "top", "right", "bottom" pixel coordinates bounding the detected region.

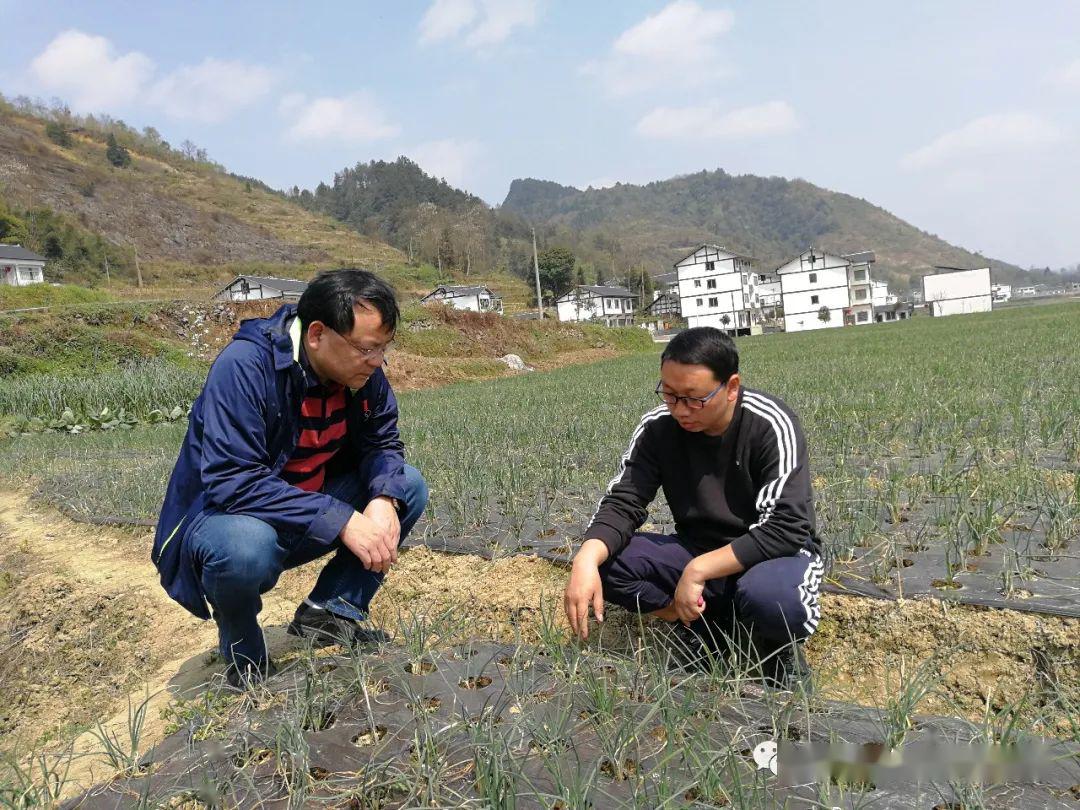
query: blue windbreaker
[{"left": 151, "top": 304, "right": 408, "bottom": 619}]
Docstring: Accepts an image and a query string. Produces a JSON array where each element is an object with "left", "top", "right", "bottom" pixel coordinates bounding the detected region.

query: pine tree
[{"left": 105, "top": 133, "right": 131, "bottom": 168}]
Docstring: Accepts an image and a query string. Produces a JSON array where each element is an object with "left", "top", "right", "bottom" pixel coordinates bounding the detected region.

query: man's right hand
[
  {"left": 564, "top": 538, "right": 610, "bottom": 641},
  {"left": 340, "top": 511, "right": 398, "bottom": 574}
]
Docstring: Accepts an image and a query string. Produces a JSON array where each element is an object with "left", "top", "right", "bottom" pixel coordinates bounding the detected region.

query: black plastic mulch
[{"left": 63, "top": 642, "right": 1080, "bottom": 810}]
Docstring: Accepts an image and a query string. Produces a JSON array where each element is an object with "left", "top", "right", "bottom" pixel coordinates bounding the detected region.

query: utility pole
[
  {"left": 133, "top": 244, "right": 143, "bottom": 289},
  {"left": 532, "top": 227, "right": 543, "bottom": 320},
  {"left": 103, "top": 251, "right": 111, "bottom": 286}
]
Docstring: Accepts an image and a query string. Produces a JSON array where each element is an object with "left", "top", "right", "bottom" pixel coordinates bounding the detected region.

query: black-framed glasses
[
  {"left": 655, "top": 380, "right": 726, "bottom": 410},
  {"left": 335, "top": 331, "right": 395, "bottom": 359}
]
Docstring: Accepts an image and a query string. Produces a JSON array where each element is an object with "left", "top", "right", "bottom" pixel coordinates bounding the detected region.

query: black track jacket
[{"left": 585, "top": 387, "right": 821, "bottom": 567}]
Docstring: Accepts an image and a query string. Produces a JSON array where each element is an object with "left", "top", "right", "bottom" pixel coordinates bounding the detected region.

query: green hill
[{"left": 501, "top": 172, "right": 1027, "bottom": 291}]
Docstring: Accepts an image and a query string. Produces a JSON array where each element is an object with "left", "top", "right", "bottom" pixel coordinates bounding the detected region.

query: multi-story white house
[
  {"left": 922, "top": 267, "right": 992, "bottom": 316},
  {"left": 675, "top": 244, "right": 759, "bottom": 334},
  {"left": 0, "top": 244, "right": 46, "bottom": 286},
  {"left": 421, "top": 284, "right": 503, "bottom": 314},
  {"left": 774, "top": 248, "right": 876, "bottom": 332},
  {"left": 555, "top": 285, "right": 635, "bottom": 327}
]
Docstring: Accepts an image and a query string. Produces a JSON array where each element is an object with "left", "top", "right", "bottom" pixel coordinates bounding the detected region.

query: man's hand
[
  {"left": 364, "top": 496, "right": 401, "bottom": 548},
  {"left": 673, "top": 564, "right": 707, "bottom": 626},
  {"left": 340, "top": 508, "right": 398, "bottom": 574},
  {"left": 564, "top": 538, "right": 610, "bottom": 641}
]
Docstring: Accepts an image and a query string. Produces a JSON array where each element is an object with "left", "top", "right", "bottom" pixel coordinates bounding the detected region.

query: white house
[
  {"left": 774, "top": 248, "right": 876, "bottom": 332},
  {"left": 675, "top": 244, "right": 759, "bottom": 334},
  {"left": 922, "top": 267, "right": 992, "bottom": 317},
  {"left": 421, "top": 284, "right": 503, "bottom": 314},
  {"left": 556, "top": 285, "right": 635, "bottom": 327},
  {"left": 0, "top": 244, "right": 46, "bottom": 286},
  {"left": 213, "top": 274, "right": 308, "bottom": 302},
  {"left": 991, "top": 283, "right": 1012, "bottom": 303},
  {"left": 871, "top": 280, "right": 896, "bottom": 306}
]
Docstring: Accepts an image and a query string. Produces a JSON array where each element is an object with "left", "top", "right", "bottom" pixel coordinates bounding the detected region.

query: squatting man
[
  {"left": 153, "top": 269, "right": 428, "bottom": 686},
  {"left": 564, "top": 327, "right": 824, "bottom": 686}
]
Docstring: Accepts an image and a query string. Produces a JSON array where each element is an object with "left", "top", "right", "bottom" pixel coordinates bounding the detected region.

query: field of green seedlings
[
  {"left": 2, "top": 303, "right": 1076, "bottom": 591},
  {"left": 2, "top": 302, "right": 1079, "bottom": 807}
]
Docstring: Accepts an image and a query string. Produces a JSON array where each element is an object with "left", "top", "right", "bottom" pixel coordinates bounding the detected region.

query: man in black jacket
[{"left": 563, "top": 327, "right": 823, "bottom": 686}]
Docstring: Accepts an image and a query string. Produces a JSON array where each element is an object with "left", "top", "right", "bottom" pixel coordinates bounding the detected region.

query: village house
[
  {"left": 0, "top": 244, "right": 47, "bottom": 286},
  {"left": 774, "top": 248, "right": 876, "bottom": 332},
  {"left": 637, "top": 271, "right": 681, "bottom": 331},
  {"left": 213, "top": 275, "right": 308, "bottom": 303},
  {"left": 991, "top": 283, "right": 1012, "bottom": 303},
  {"left": 420, "top": 284, "right": 503, "bottom": 314},
  {"left": 555, "top": 285, "right": 635, "bottom": 327},
  {"left": 675, "top": 244, "right": 760, "bottom": 335},
  {"left": 922, "top": 266, "right": 992, "bottom": 317}
]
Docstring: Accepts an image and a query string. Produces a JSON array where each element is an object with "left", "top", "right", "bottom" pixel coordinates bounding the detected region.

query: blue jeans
[{"left": 188, "top": 465, "right": 428, "bottom": 668}]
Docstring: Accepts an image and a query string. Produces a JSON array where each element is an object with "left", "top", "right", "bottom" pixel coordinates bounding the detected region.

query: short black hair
[
  {"left": 297, "top": 268, "right": 399, "bottom": 335},
  {"left": 661, "top": 327, "right": 739, "bottom": 382}
]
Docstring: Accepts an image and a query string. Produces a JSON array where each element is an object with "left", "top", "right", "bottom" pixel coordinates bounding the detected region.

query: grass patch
[{"left": 0, "top": 284, "right": 113, "bottom": 311}]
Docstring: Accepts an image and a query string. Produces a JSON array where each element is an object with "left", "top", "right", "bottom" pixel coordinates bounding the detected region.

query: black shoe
[
  {"left": 286, "top": 602, "right": 391, "bottom": 648},
  {"left": 758, "top": 640, "right": 812, "bottom": 692},
  {"left": 224, "top": 658, "right": 278, "bottom": 689},
  {"left": 663, "top": 621, "right": 720, "bottom": 672}
]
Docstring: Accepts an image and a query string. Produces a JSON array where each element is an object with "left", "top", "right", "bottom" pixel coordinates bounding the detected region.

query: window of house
[
  {"left": 696, "top": 298, "right": 703, "bottom": 306},
  {"left": 857, "top": 311, "right": 869, "bottom": 322},
  {"left": 694, "top": 279, "right": 701, "bottom": 288},
  {"left": 854, "top": 268, "right": 867, "bottom": 281},
  {"left": 707, "top": 278, "right": 717, "bottom": 289},
  {"left": 811, "top": 295, "right": 819, "bottom": 304},
  {"left": 809, "top": 273, "right": 817, "bottom": 283},
  {"left": 708, "top": 297, "right": 718, "bottom": 307},
  {"left": 854, "top": 289, "right": 867, "bottom": 300},
  {"left": 705, "top": 261, "right": 715, "bottom": 272}
]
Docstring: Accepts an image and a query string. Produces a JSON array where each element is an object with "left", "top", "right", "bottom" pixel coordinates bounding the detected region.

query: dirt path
[{"left": 0, "top": 491, "right": 309, "bottom": 791}]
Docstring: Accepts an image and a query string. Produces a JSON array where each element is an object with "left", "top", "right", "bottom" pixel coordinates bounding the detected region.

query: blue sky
[{"left": 3, "top": 1, "right": 1080, "bottom": 268}]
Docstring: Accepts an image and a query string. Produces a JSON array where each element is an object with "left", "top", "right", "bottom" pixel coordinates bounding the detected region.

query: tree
[
  {"left": 45, "top": 121, "right": 72, "bottom": 147},
  {"left": 105, "top": 133, "right": 131, "bottom": 168},
  {"left": 817, "top": 305, "right": 831, "bottom": 323},
  {"left": 0, "top": 201, "right": 29, "bottom": 244},
  {"left": 537, "top": 246, "right": 576, "bottom": 301}
]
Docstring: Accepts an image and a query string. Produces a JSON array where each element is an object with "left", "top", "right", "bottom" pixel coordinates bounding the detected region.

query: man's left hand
[
  {"left": 673, "top": 567, "right": 706, "bottom": 626},
  {"left": 364, "top": 496, "right": 401, "bottom": 550}
]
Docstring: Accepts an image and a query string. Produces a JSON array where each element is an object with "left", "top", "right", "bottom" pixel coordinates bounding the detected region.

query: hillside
[
  {"left": 502, "top": 172, "right": 1026, "bottom": 291},
  {"left": 0, "top": 101, "right": 403, "bottom": 289}
]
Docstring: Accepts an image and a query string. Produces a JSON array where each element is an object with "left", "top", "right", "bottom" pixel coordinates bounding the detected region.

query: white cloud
[
  {"left": 419, "top": 0, "right": 478, "bottom": 45},
  {"left": 1046, "top": 58, "right": 1080, "bottom": 91},
  {"left": 636, "top": 100, "right": 798, "bottom": 140},
  {"left": 282, "top": 92, "right": 399, "bottom": 143},
  {"left": 583, "top": 1, "right": 734, "bottom": 96},
  {"left": 901, "top": 112, "right": 1066, "bottom": 170},
  {"left": 29, "top": 29, "right": 153, "bottom": 112},
  {"left": 410, "top": 138, "right": 482, "bottom": 188},
  {"left": 418, "top": 0, "right": 538, "bottom": 50},
  {"left": 148, "top": 58, "right": 275, "bottom": 123}
]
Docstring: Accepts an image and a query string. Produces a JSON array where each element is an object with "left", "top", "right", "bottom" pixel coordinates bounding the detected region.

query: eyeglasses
[
  {"left": 334, "top": 331, "right": 395, "bottom": 359},
  {"left": 655, "top": 380, "right": 726, "bottom": 410}
]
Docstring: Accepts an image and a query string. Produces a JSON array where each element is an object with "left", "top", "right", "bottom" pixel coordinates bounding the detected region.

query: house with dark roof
[
  {"left": 212, "top": 274, "right": 308, "bottom": 302},
  {"left": 420, "top": 284, "right": 503, "bottom": 314},
  {"left": 0, "top": 244, "right": 47, "bottom": 287},
  {"left": 555, "top": 285, "right": 635, "bottom": 327}
]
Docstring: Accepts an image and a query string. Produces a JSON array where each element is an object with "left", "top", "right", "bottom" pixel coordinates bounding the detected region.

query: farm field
[{"left": 1, "top": 302, "right": 1078, "bottom": 807}]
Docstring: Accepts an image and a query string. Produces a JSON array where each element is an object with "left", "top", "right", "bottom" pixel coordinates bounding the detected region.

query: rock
[{"left": 499, "top": 354, "right": 533, "bottom": 372}]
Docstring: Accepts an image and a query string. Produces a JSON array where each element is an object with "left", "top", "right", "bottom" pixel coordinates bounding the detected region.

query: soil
[{"left": 2, "top": 489, "right": 1077, "bottom": 796}]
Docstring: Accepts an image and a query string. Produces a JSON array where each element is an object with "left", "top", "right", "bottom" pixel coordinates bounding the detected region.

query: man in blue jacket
[{"left": 153, "top": 269, "right": 428, "bottom": 686}]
